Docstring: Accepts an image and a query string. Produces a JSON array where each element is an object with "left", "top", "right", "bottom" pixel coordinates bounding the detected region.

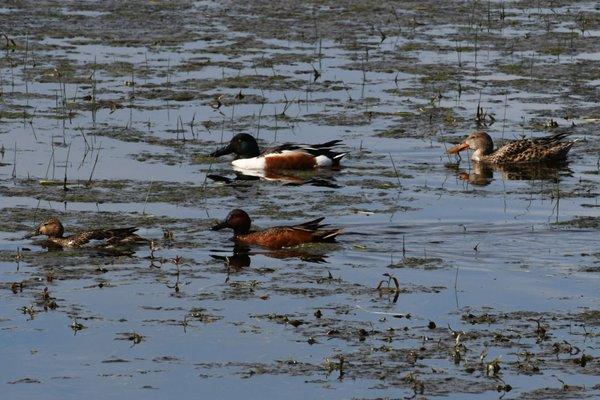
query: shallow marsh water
[{"left": 1, "top": 1, "right": 599, "bottom": 399}]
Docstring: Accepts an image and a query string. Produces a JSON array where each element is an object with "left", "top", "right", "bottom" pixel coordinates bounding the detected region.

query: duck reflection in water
[
  {"left": 210, "top": 243, "right": 330, "bottom": 270},
  {"left": 208, "top": 167, "right": 340, "bottom": 188},
  {"left": 446, "top": 161, "right": 572, "bottom": 186}
]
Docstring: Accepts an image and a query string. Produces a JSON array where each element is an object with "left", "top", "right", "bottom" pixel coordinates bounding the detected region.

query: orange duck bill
[{"left": 446, "top": 142, "right": 470, "bottom": 154}]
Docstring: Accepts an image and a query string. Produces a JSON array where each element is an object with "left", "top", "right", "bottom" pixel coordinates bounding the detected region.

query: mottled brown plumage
[
  {"left": 25, "top": 218, "right": 148, "bottom": 249},
  {"left": 447, "top": 131, "right": 574, "bottom": 164},
  {"left": 211, "top": 209, "right": 341, "bottom": 249}
]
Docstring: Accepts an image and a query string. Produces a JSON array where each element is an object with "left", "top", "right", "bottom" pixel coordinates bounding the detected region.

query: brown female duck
[
  {"left": 25, "top": 218, "right": 148, "bottom": 249},
  {"left": 211, "top": 209, "right": 341, "bottom": 249},
  {"left": 447, "top": 131, "right": 574, "bottom": 164}
]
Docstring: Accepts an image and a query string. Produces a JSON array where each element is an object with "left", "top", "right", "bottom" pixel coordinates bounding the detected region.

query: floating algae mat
[{"left": 0, "top": 1, "right": 599, "bottom": 399}]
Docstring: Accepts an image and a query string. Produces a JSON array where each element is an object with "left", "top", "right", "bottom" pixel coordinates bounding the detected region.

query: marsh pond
[{"left": 1, "top": 1, "right": 599, "bottom": 399}]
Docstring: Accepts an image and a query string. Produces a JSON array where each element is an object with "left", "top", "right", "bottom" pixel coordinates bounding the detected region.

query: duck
[
  {"left": 24, "top": 218, "right": 148, "bottom": 249},
  {"left": 446, "top": 131, "right": 575, "bottom": 164},
  {"left": 211, "top": 209, "right": 342, "bottom": 249},
  {"left": 209, "top": 133, "right": 347, "bottom": 170}
]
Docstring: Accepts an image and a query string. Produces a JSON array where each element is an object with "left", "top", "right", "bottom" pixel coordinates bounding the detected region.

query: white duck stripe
[
  {"left": 315, "top": 155, "right": 333, "bottom": 167},
  {"left": 231, "top": 157, "right": 266, "bottom": 169}
]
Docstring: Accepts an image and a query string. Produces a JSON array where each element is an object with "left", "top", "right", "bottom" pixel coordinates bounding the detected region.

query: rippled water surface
[{"left": 1, "top": 1, "right": 599, "bottom": 399}]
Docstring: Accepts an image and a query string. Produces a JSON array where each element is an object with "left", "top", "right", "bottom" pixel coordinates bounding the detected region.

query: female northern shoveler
[
  {"left": 24, "top": 218, "right": 148, "bottom": 249},
  {"left": 211, "top": 209, "right": 342, "bottom": 249},
  {"left": 209, "top": 133, "right": 347, "bottom": 170},
  {"left": 447, "top": 131, "right": 574, "bottom": 164}
]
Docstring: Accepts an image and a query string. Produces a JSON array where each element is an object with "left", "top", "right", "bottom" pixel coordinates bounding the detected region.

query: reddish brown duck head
[{"left": 211, "top": 209, "right": 252, "bottom": 235}]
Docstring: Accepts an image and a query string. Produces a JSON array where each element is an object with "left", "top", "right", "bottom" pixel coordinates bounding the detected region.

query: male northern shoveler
[
  {"left": 24, "top": 218, "right": 148, "bottom": 249},
  {"left": 209, "top": 133, "right": 347, "bottom": 170},
  {"left": 211, "top": 209, "right": 342, "bottom": 249},
  {"left": 447, "top": 131, "right": 574, "bottom": 164}
]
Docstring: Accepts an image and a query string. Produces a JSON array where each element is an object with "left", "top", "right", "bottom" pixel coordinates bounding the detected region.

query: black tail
[
  {"left": 312, "top": 140, "right": 343, "bottom": 149},
  {"left": 332, "top": 152, "right": 348, "bottom": 167},
  {"left": 103, "top": 227, "right": 139, "bottom": 238},
  {"left": 294, "top": 217, "right": 326, "bottom": 231}
]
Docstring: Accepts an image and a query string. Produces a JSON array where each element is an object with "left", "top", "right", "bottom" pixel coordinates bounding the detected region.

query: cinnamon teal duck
[{"left": 211, "top": 209, "right": 342, "bottom": 249}]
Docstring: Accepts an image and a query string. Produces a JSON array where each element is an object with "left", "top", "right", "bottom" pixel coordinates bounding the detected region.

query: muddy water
[{"left": 1, "top": 1, "right": 599, "bottom": 399}]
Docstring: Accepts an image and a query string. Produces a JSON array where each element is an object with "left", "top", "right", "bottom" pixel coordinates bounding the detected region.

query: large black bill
[
  {"left": 210, "top": 144, "right": 233, "bottom": 157},
  {"left": 211, "top": 221, "right": 229, "bottom": 231}
]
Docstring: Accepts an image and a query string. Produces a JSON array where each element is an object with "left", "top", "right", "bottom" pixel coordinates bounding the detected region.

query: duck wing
[
  {"left": 262, "top": 140, "right": 344, "bottom": 156},
  {"left": 261, "top": 141, "right": 347, "bottom": 168},
  {"left": 532, "top": 132, "right": 570, "bottom": 144},
  {"left": 490, "top": 133, "right": 574, "bottom": 164},
  {"left": 489, "top": 139, "right": 536, "bottom": 163},
  {"left": 290, "top": 217, "right": 326, "bottom": 231},
  {"left": 66, "top": 227, "right": 140, "bottom": 247},
  {"left": 286, "top": 217, "right": 341, "bottom": 243}
]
